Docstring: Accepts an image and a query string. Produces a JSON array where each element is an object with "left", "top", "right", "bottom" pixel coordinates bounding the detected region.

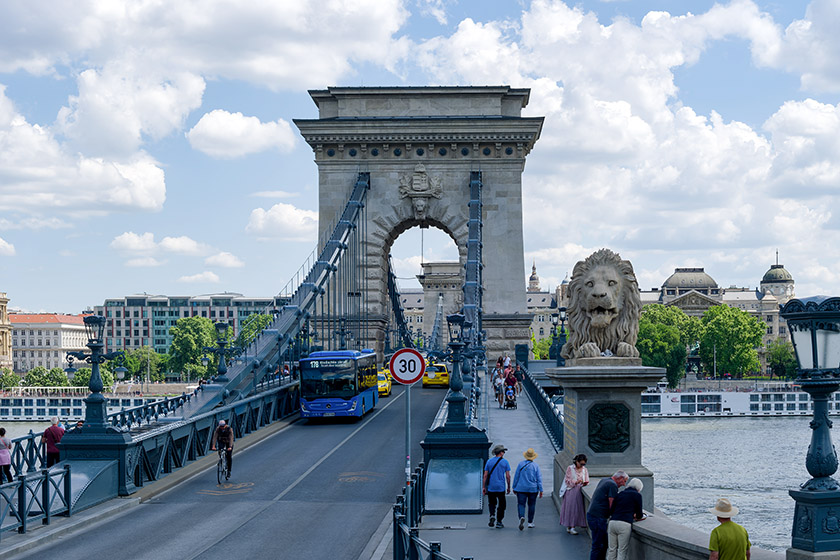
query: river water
[
  {"left": 642, "top": 417, "right": 808, "bottom": 553},
  {"left": 0, "top": 417, "right": 816, "bottom": 552}
]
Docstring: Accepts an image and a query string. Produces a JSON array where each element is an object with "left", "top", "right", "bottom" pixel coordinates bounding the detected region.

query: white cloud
[
  {"left": 178, "top": 271, "right": 220, "bottom": 283},
  {"left": 0, "top": 86, "right": 166, "bottom": 217},
  {"left": 0, "top": 236, "right": 15, "bottom": 256},
  {"left": 187, "top": 110, "right": 296, "bottom": 158},
  {"left": 110, "top": 232, "right": 157, "bottom": 253},
  {"left": 246, "top": 202, "right": 318, "bottom": 241},
  {"left": 205, "top": 251, "right": 244, "bottom": 268},
  {"left": 250, "top": 190, "right": 298, "bottom": 199},
  {"left": 159, "top": 235, "right": 209, "bottom": 255},
  {"left": 125, "top": 257, "right": 166, "bottom": 267},
  {"left": 0, "top": 217, "right": 71, "bottom": 230}
]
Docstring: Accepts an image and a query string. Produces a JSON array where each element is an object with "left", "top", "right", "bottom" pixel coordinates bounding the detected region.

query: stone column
[{"left": 546, "top": 358, "right": 665, "bottom": 510}]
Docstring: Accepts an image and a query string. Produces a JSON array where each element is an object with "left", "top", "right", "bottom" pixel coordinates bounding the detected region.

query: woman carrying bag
[{"left": 559, "top": 453, "right": 589, "bottom": 534}]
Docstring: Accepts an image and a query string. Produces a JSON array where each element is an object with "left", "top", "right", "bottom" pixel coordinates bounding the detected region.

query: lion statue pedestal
[{"left": 547, "top": 249, "right": 664, "bottom": 511}]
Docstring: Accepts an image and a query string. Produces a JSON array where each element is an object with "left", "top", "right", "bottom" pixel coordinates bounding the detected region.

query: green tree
[
  {"left": 235, "top": 313, "right": 272, "bottom": 349},
  {"left": 698, "top": 305, "right": 764, "bottom": 377},
  {"left": 640, "top": 304, "right": 702, "bottom": 346},
  {"left": 766, "top": 338, "right": 798, "bottom": 380},
  {"left": 45, "top": 367, "right": 69, "bottom": 387},
  {"left": 128, "top": 346, "right": 166, "bottom": 382},
  {"left": 168, "top": 317, "right": 217, "bottom": 379},
  {"left": 636, "top": 317, "right": 686, "bottom": 388},
  {"left": 23, "top": 366, "right": 49, "bottom": 386},
  {"left": 69, "top": 367, "right": 114, "bottom": 390},
  {"left": 532, "top": 335, "right": 551, "bottom": 360},
  {"left": 0, "top": 368, "right": 20, "bottom": 389}
]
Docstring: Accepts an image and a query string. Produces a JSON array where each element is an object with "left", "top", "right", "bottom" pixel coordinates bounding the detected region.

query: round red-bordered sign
[{"left": 389, "top": 348, "right": 426, "bottom": 385}]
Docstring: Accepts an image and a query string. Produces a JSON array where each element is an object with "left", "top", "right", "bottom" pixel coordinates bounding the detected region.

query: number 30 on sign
[{"left": 389, "top": 348, "right": 426, "bottom": 385}]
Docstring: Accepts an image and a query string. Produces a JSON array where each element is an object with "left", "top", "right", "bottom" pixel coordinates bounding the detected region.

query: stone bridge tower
[{"left": 295, "top": 86, "right": 543, "bottom": 358}]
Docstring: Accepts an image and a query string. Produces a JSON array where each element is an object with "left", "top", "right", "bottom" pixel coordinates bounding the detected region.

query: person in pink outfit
[{"left": 559, "top": 453, "right": 589, "bottom": 534}]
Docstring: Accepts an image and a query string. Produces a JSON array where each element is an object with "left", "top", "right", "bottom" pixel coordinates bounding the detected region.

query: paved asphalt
[{"left": 12, "top": 384, "right": 444, "bottom": 560}]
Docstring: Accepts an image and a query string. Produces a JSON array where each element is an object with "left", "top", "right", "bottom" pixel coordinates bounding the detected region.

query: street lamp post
[
  {"left": 444, "top": 313, "right": 469, "bottom": 429},
  {"left": 336, "top": 318, "right": 352, "bottom": 351},
  {"left": 549, "top": 313, "right": 559, "bottom": 360},
  {"left": 557, "top": 307, "right": 567, "bottom": 367},
  {"left": 65, "top": 315, "right": 125, "bottom": 431},
  {"left": 780, "top": 296, "right": 840, "bottom": 554},
  {"left": 201, "top": 322, "right": 241, "bottom": 385}
]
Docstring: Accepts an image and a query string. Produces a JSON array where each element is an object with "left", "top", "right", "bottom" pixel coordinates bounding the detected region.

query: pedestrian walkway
[{"left": 414, "top": 371, "right": 591, "bottom": 559}]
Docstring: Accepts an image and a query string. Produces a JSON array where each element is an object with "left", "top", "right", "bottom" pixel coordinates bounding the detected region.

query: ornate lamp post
[
  {"left": 201, "top": 322, "right": 240, "bottom": 384},
  {"left": 65, "top": 315, "right": 125, "bottom": 431},
  {"left": 556, "top": 307, "right": 567, "bottom": 367},
  {"left": 549, "top": 312, "right": 560, "bottom": 360},
  {"left": 336, "top": 318, "right": 352, "bottom": 351},
  {"left": 444, "top": 313, "right": 470, "bottom": 429},
  {"left": 780, "top": 296, "right": 840, "bottom": 553}
]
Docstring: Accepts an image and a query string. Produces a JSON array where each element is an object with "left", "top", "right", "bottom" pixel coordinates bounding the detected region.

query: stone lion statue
[{"left": 561, "top": 248, "right": 642, "bottom": 360}]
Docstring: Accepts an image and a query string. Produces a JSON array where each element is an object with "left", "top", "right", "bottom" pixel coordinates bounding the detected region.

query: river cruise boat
[
  {"left": 641, "top": 384, "right": 837, "bottom": 418},
  {"left": 0, "top": 386, "right": 158, "bottom": 422}
]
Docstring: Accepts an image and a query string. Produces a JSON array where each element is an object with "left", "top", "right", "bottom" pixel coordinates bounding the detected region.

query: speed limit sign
[{"left": 389, "top": 348, "right": 426, "bottom": 385}]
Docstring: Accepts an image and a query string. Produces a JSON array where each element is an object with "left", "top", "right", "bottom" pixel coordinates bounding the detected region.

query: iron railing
[
  {"left": 9, "top": 392, "right": 196, "bottom": 476},
  {"left": 520, "top": 366, "right": 564, "bottom": 451},
  {"left": 0, "top": 464, "right": 71, "bottom": 540}
]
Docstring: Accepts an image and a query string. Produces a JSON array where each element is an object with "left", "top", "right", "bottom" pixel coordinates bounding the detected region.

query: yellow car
[
  {"left": 422, "top": 363, "right": 450, "bottom": 387},
  {"left": 378, "top": 371, "right": 392, "bottom": 396}
]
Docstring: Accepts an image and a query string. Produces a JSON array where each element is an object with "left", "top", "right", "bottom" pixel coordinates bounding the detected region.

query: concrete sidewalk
[{"left": 413, "top": 373, "right": 591, "bottom": 559}]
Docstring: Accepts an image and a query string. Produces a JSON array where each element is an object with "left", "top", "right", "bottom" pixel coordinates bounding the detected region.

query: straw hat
[
  {"left": 709, "top": 498, "right": 739, "bottom": 518},
  {"left": 523, "top": 448, "right": 538, "bottom": 460}
]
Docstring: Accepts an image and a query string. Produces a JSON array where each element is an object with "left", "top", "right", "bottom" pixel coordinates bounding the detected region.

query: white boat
[
  {"left": 0, "top": 386, "right": 161, "bottom": 422},
  {"left": 641, "top": 383, "right": 834, "bottom": 418}
]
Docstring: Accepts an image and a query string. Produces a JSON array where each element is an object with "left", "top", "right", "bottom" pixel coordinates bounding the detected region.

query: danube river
[
  {"left": 643, "top": 416, "right": 809, "bottom": 553},
  {"left": 0, "top": 417, "right": 818, "bottom": 552}
]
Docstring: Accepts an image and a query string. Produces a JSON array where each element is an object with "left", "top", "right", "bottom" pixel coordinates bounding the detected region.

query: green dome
[{"left": 762, "top": 264, "right": 794, "bottom": 284}]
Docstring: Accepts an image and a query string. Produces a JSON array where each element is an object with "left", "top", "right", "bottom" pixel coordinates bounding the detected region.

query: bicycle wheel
[{"left": 217, "top": 455, "right": 224, "bottom": 484}]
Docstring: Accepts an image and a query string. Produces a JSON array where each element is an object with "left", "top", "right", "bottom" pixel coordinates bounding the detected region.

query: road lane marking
[{"left": 182, "top": 390, "right": 405, "bottom": 560}]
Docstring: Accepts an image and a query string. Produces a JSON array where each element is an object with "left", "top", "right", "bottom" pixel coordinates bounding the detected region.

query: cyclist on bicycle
[{"left": 210, "top": 420, "right": 234, "bottom": 479}]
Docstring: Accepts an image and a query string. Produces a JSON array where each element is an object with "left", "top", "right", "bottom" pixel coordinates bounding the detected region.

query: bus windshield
[{"left": 301, "top": 359, "right": 356, "bottom": 399}]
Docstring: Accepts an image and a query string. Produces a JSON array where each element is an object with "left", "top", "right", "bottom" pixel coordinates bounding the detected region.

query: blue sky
[{"left": 1, "top": 0, "right": 840, "bottom": 313}]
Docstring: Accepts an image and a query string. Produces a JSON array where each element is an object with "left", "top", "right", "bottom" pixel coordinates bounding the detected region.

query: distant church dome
[
  {"left": 528, "top": 261, "right": 540, "bottom": 292},
  {"left": 662, "top": 268, "right": 718, "bottom": 290},
  {"left": 762, "top": 264, "right": 794, "bottom": 284}
]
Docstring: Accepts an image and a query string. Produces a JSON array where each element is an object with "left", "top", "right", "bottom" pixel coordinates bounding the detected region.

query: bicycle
[{"left": 216, "top": 448, "right": 230, "bottom": 484}]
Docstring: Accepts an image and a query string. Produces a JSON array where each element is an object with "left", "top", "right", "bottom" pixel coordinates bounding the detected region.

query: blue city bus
[{"left": 299, "top": 350, "right": 379, "bottom": 418}]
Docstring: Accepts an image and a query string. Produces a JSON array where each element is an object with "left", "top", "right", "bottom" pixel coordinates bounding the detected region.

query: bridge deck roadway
[
  {"left": 8, "top": 384, "right": 442, "bottom": 560},
  {"left": 405, "top": 370, "right": 591, "bottom": 559}
]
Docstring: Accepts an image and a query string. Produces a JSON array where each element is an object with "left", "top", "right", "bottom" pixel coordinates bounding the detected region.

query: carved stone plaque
[{"left": 588, "top": 403, "right": 630, "bottom": 453}]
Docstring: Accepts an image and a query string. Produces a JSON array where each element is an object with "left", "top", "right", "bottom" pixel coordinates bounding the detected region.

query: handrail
[
  {"left": 0, "top": 464, "right": 72, "bottom": 540},
  {"left": 520, "top": 365, "right": 564, "bottom": 452}
]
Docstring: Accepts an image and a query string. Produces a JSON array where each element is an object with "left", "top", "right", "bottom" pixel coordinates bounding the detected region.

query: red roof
[{"left": 9, "top": 314, "right": 86, "bottom": 325}]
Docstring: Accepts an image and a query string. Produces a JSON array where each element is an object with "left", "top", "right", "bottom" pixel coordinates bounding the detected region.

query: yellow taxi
[
  {"left": 422, "top": 362, "right": 450, "bottom": 387},
  {"left": 377, "top": 370, "right": 392, "bottom": 396}
]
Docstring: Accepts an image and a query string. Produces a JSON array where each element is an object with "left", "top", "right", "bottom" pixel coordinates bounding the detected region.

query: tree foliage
[
  {"left": 46, "top": 367, "right": 69, "bottom": 387},
  {"left": 235, "top": 313, "right": 273, "bottom": 349},
  {"left": 168, "top": 317, "right": 217, "bottom": 379},
  {"left": 640, "top": 304, "right": 702, "bottom": 346},
  {"left": 532, "top": 335, "right": 551, "bottom": 360},
  {"left": 698, "top": 305, "right": 764, "bottom": 376},
  {"left": 0, "top": 369, "right": 20, "bottom": 389},
  {"left": 69, "top": 367, "right": 113, "bottom": 390},
  {"left": 23, "top": 366, "right": 49, "bottom": 386},
  {"left": 636, "top": 317, "right": 686, "bottom": 388},
  {"left": 766, "top": 338, "right": 798, "bottom": 380}
]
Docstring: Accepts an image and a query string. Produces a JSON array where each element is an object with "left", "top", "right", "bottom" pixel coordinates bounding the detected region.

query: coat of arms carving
[{"left": 399, "top": 164, "right": 443, "bottom": 221}]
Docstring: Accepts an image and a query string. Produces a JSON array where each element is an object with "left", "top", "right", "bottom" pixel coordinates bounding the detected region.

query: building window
[{"left": 539, "top": 328, "right": 544, "bottom": 336}]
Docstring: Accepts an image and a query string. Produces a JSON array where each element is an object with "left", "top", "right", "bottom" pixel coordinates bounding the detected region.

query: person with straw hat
[
  {"left": 708, "top": 498, "right": 751, "bottom": 560},
  {"left": 512, "top": 448, "right": 543, "bottom": 530}
]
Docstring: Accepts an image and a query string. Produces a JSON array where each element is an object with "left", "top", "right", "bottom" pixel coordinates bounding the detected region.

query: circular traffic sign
[{"left": 389, "top": 348, "right": 426, "bottom": 385}]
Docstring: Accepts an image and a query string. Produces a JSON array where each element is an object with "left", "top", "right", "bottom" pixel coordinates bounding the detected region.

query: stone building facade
[
  {"left": 10, "top": 314, "right": 88, "bottom": 373},
  {"left": 0, "top": 292, "right": 11, "bottom": 370}
]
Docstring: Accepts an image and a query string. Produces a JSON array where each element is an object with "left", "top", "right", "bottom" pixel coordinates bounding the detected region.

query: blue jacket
[{"left": 512, "top": 460, "right": 543, "bottom": 493}]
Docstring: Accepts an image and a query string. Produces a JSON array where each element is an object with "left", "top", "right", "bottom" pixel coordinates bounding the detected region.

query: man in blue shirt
[
  {"left": 587, "top": 470, "right": 628, "bottom": 560},
  {"left": 483, "top": 444, "right": 511, "bottom": 528}
]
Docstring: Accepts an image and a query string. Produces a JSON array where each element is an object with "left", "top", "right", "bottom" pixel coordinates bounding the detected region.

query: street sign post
[{"left": 389, "top": 348, "right": 426, "bottom": 485}]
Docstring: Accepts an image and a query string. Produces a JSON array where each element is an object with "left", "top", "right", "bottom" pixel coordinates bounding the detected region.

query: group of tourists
[
  {"left": 485, "top": 446, "right": 751, "bottom": 560},
  {"left": 482, "top": 444, "right": 544, "bottom": 530},
  {"left": 491, "top": 356, "right": 522, "bottom": 408}
]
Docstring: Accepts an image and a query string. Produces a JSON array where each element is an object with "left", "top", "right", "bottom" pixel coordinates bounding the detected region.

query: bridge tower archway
[{"left": 295, "top": 86, "right": 544, "bottom": 360}]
